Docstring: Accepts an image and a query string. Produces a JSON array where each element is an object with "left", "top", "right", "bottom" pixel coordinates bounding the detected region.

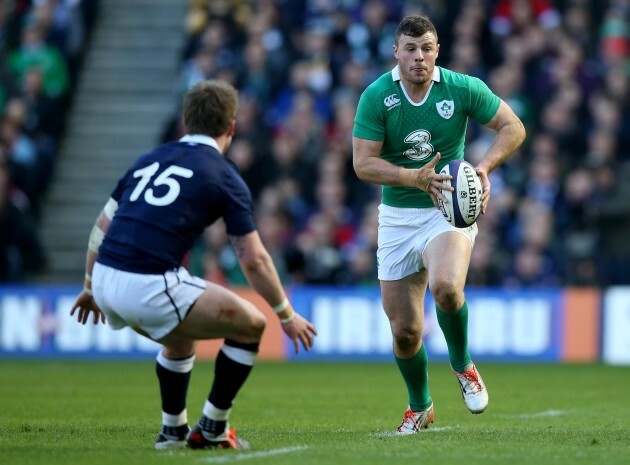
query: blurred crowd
[
  {"left": 0, "top": 0, "right": 98, "bottom": 281},
  {"left": 166, "top": 0, "right": 629, "bottom": 288},
  {"left": 1, "top": 0, "right": 629, "bottom": 288}
]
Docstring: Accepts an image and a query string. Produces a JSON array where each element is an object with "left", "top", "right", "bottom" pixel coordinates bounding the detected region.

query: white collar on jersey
[
  {"left": 391, "top": 65, "right": 441, "bottom": 106},
  {"left": 179, "top": 134, "right": 221, "bottom": 153},
  {"left": 391, "top": 65, "right": 441, "bottom": 83}
]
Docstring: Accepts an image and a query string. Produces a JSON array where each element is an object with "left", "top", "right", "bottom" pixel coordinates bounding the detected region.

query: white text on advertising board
[
  {"left": 310, "top": 296, "right": 552, "bottom": 356},
  {"left": 0, "top": 295, "right": 159, "bottom": 353}
]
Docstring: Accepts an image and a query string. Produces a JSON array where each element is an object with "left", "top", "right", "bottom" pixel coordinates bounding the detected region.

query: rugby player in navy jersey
[{"left": 70, "top": 80, "right": 317, "bottom": 450}]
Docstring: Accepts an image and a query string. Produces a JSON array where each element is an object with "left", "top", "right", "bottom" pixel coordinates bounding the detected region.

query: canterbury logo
[{"left": 384, "top": 94, "right": 400, "bottom": 108}]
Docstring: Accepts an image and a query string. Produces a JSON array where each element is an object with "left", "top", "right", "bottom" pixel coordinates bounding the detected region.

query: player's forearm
[
  {"left": 231, "top": 233, "right": 293, "bottom": 320},
  {"left": 84, "top": 199, "right": 117, "bottom": 290},
  {"left": 354, "top": 155, "right": 418, "bottom": 187},
  {"left": 86, "top": 213, "right": 112, "bottom": 262},
  {"left": 243, "top": 260, "right": 284, "bottom": 304},
  {"left": 477, "top": 119, "right": 526, "bottom": 174},
  {"left": 241, "top": 254, "right": 293, "bottom": 320},
  {"left": 83, "top": 216, "right": 110, "bottom": 292},
  {"left": 83, "top": 249, "right": 98, "bottom": 292}
]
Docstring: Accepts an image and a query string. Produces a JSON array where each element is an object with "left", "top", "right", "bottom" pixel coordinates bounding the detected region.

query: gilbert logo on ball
[{"left": 437, "top": 159, "right": 483, "bottom": 228}]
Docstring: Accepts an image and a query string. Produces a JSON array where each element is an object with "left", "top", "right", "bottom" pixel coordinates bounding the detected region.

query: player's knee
[
  {"left": 430, "top": 279, "right": 462, "bottom": 310},
  {"left": 239, "top": 299, "right": 266, "bottom": 340},
  {"left": 391, "top": 324, "right": 422, "bottom": 351},
  {"left": 161, "top": 344, "right": 194, "bottom": 360},
  {"left": 250, "top": 310, "right": 266, "bottom": 339}
]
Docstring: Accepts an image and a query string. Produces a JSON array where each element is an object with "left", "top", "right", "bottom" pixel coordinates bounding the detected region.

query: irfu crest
[{"left": 436, "top": 100, "right": 454, "bottom": 119}]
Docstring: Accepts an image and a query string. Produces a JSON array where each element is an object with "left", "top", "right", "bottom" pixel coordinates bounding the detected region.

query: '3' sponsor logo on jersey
[
  {"left": 403, "top": 129, "right": 434, "bottom": 161},
  {"left": 383, "top": 94, "right": 401, "bottom": 109}
]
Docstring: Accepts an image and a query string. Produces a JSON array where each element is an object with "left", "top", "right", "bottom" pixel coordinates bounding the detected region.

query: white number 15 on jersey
[{"left": 129, "top": 162, "right": 193, "bottom": 207}]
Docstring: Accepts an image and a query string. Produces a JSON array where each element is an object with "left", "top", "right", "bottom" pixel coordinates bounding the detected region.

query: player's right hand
[
  {"left": 475, "top": 166, "right": 491, "bottom": 215},
  {"left": 281, "top": 310, "right": 317, "bottom": 355},
  {"left": 415, "top": 153, "right": 453, "bottom": 201},
  {"left": 71, "top": 291, "right": 106, "bottom": 325}
]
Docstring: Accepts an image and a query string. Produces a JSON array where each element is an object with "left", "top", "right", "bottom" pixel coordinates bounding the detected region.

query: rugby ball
[{"left": 437, "top": 160, "right": 483, "bottom": 228}]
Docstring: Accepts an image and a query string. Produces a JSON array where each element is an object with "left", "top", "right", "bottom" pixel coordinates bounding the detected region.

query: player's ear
[
  {"left": 393, "top": 43, "right": 399, "bottom": 59},
  {"left": 227, "top": 120, "right": 236, "bottom": 137},
  {"left": 436, "top": 43, "right": 440, "bottom": 58}
]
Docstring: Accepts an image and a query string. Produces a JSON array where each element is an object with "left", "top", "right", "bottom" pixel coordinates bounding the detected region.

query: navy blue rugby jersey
[{"left": 97, "top": 135, "right": 256, "bottom": 274}]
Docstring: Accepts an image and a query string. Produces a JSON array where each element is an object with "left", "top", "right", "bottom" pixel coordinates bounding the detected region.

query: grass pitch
[{"left": 0, "top": 360, "right": 628, "bottom": 465}]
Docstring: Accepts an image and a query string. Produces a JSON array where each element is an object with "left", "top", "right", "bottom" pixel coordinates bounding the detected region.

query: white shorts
[
  {"left": 377, "top": 204, "right": 478, "bottom": 281},
  {"left": 92, "top": 262, "right": 207, "bottom": 340}
]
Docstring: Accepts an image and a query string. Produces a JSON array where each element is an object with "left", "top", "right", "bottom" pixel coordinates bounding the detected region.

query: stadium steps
[{"left": 37, "top": 0, "right": 187, "bottom": 284}]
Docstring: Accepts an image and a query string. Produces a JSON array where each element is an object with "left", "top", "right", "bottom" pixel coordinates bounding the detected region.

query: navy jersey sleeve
[
  {"left": 222, "top": 163, "right": 256, "bottom": 236},
  {"left": 109, "top": 169, "right": 130, "bottom": 202}
]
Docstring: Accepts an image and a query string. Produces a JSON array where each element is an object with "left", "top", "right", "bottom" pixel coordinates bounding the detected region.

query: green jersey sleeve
[
  {"left": 466, "top": 76, "right": 501, "bottom": 125},
  {"left": 353, "top": 87, "right": 385, "bottom": 141}
]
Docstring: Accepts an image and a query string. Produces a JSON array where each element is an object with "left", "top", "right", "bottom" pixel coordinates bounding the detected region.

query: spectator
[
  {"left": 7, "top": 17, "right": 69, "bottom": 100},
  {"left": 590, "top": 161, "right": 630, "bottom": 285},
  {"left": 490, "top": 0, "right": 561, "bottom": 37},
  {"left": 21, "top": 67, "right": 63, "bottom": 140},
  {"left": 1, "top": 97, "right": 40, "bottom": 203},
  {"left": 0, "top": 148, "right": 45, "bottom": 281},
  {"left": 0, "top": 1, "right": 96, "bottom": 282},
  {"left": 555, "top": 167, "right": 598, "bottom": 285}
]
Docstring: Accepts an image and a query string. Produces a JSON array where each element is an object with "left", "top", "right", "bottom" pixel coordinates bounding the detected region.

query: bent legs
[
  {"left": 152, "top": 282, "right": 267, "bottom": 447},
  {"left": 166, "top": 281, "right": 266, "bottom": 343}
]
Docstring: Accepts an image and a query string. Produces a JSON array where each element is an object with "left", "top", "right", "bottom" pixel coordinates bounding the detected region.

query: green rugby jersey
[{"left": 353, "top": 66, "right": 500, "bottom": 208}]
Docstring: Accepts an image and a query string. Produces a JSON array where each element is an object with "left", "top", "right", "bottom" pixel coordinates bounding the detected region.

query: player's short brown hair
[
  {"left": 395, "top": 15, "right": 438, "bottom": 44},
  {"left": 183, "top": 80, "right": 239, "bottom": 137}
]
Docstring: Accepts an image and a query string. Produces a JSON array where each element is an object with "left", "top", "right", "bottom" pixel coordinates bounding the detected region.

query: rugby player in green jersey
[{"left": 352, "top": 15, "right": 525, "bottom": 434}]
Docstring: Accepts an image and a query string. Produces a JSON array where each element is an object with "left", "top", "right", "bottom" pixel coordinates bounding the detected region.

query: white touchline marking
[
  {"left": 501, "top": 409, "right": 571, "bottom": 419},
  {"left": 199, "top": 445, "right": 309, "bottom": 463},
  {"left": 419, "top": 426, "right": 456, "bottom": 433},
  {"left": 373, "top": 426, "right": 457, "bottom": 437}
]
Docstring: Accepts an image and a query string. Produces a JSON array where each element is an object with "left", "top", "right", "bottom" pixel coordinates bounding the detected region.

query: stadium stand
[
  {"left": 1, "top": 0, "right": 628, "bottom": 287},
  {"left": 24, "top": 0, "right": 185, "bottom": 283},
  {"left": 0, "top": 0, "right": 99, "bottom": 282}
]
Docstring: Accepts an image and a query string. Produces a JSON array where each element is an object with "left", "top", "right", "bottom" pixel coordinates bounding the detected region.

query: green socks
[
  {"left": 394, "top": 302, "right": 471, "bottom": 410},
  {"left": 436, "top": 302, "right": 472, "bottom": 373},
  {"left": 395, "top": 344, "right": 431, "bottom": 411}
]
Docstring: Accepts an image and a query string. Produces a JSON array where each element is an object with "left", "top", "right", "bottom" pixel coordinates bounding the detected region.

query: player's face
[{"left": 394, "top": 33, "right": 439, "bottom": 87}]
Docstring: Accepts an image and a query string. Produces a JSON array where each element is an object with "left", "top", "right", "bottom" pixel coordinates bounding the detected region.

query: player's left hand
[
  {"left": 475, "top": 167, "right": 491, "bottom": 214},
  {"left": 281, "top": 312, "right": 317, "bottom": 355},
  {"left": 71, "top": 291, "right": 106, "bottom": 325}
]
